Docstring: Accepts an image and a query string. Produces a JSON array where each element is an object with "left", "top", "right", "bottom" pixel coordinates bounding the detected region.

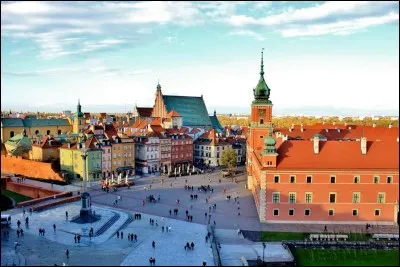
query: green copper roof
[
  {"left": 262, "top": 125, "right": 276, "bottom": 154},
  {"left": 23, "top": 119, "right": 71, "bottom": 127},
  {"left": 5, "top": 134, "right": 32, "bottom": 148},
  {"left": 1, "top": 118, "right": 25, "bottom": 128},
  {"left": 163, "top": 95, "right": 212, "bottom": 127},
  {"left": 253, "top": 49, "right": 272, "bottom": 105},
  {"left": 209, "top": 115, "right": 224, "bottom": 133},
  {"left": 75, "top": 99, "right": 84, "bottom": 118}
]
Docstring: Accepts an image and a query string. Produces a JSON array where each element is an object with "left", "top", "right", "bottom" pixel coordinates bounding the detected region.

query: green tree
[{"left": 221, "top": 147, "right": 237, "bottom": 175}]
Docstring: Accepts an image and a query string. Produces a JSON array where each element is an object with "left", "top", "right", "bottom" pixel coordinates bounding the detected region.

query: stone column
[{"left": 81, "top": 154, "right": 88, "bottom": 192}]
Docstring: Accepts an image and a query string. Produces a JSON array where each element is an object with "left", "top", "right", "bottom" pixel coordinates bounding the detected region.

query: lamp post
[{"left": 262, "top": 242, "right": 266, "bottom": 263}]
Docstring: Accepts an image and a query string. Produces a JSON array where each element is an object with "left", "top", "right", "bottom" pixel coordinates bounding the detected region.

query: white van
[{"left": 1, "top": 214, "right": 11, "bottom": 226}]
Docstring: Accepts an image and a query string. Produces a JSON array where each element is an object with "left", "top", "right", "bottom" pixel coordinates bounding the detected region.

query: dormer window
[{"left": 260, "top": 119, "right": 264, "bottom": 124}]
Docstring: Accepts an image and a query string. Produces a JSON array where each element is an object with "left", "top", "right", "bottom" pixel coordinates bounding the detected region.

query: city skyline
[{"left": 1, "top": 1, "right": 399, "bottom": 115}]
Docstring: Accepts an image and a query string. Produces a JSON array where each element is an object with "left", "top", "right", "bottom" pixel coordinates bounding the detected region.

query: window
[
  {"left": 330, "top": 176, "right": 336, "bottom": 183},
  {"left": 260, "top": 135, "right": 264, "bottom": 139},
  {"left": 290, "top": 175, "right": 296, "bottom": 183},
  {"left": 387, "top": 176, "right": 393, "bottom": 184},
  {"left": 289, "top": 193, "right": 296, "bottom": 204},
  {"left": 354, "top": 176, "right": 360, "bottom": 184},
  {"left": 377, "top": 193, "right": 385, "bottom": 203},
  {"left": 304, "top": 209, "right": 310, "bottom": 216},
  {"left": 288, "top": 209, "right": 294, "bottom": 216},
  {"left": 329, "top": 193, "right": 336, "bottom": 203},
  {"left": 374, "top": 209, "right": 380, "bottom": 216},
  {"left": 306, "top": 176, "right": 312, "bottom": 184},
  {"left": 373, "top": 176, "right": 380, "bottom": 184},
  {"left": 272, "top": 193, "right": 280, "bottom": 203},
  {"left": 274, "top": 176, "right": 279, "bottom": 183},
  {"left": 10, "top": 131, "right": 15, "bottom": 138},
  {"left": 352, "top": 192, "right": 360, "bottom": 203},
  {"left": 273, "top": 209, "right": 279, "bottom": 216},
  {"left": 47, "top": 130, "right": 50, "bottom": 135},
  {"left": 305, "top": 193, "right": 312, "bottom": 203},
  {"left": 352, "top": 209, "right": 358, "bottom": 216},
  {"left": 328, "top": 209, "right": 334, "bottom": 216},
  {"left": 57, "top": 129, "right": 61, "bottom": 135}
]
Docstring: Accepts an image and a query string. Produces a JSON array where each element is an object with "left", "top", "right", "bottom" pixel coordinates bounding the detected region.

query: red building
[
  {"left": 247, "top": 50, "right": 399, "bottom": 225},
  {"left": 165, "top": 129, "right": 193, "bottom": 173}
]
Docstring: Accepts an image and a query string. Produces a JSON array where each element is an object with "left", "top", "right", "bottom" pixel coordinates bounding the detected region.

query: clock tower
[{"left": 247, "top": 49, "right": 274, "bottom": 189}]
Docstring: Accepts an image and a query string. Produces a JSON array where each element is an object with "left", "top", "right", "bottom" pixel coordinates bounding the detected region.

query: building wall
[
  {"left": 160, "top": 138, "right": 171, "bottom": 171},
  {"left": 31, "top": 146, "right": 60, "bottom": 162},
  {"left": 111, "top": 142, "right": 124, "bottom": 172},
  {"left": 86, "top": 150, "right": 102, "bottom": 180},
  {"left": 253, "top": 168, "right": 399, "bottom": 224},
  {"left": 73, "top": 117, "right": 85, "bottom": 134},
  {"left": 6, "top": 181, "right": 61, "bottom": 199},
  {"left": 102, "top": 145, "right": 112, "bottom": 177},
  {"left": 171, "top": 137, "right": 193, "bottom": 169},
  {"left": 1, "top": 126, "right": 24, "bottom": 143},
  {"left": 26, "top": 125, "right": 72, "bottom": 137}
]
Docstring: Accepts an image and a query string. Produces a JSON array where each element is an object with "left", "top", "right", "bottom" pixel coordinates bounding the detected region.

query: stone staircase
[
  {"left": 214, "top": 228, "right": 254, "bottom": 245},
  {"left": 95, "top": 213, "right": 121, "bottom": 237},
  {"left": 117, "top": 213, "right": 134, "bottom": 232}
]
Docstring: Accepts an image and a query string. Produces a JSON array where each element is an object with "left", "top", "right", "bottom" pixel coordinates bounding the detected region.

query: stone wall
[
  {"left": 6, "top": 181, "right": 61, "bottom": 199},
  {"left": 1, "top": 155, "right": 63, "bottom": 181}
]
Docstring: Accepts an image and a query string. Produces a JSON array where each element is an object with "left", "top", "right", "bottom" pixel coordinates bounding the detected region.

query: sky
[{"left": 1, "top": 1, "right": 399, "bottom": 116}]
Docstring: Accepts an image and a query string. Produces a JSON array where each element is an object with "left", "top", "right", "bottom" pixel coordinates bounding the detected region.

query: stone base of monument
[{"left": 71, "top": 209, "right": 101, "bottom": 224}]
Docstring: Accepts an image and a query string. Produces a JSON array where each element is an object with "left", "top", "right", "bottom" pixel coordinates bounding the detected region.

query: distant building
[{"left": 30, "top": 136, "right": 63, "bottom": 162}]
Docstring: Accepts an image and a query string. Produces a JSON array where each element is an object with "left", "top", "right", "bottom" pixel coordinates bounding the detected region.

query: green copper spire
[
  {"left": 75, "top": 98, "right": 84, "bottom": 118},
  {"left": 253, "top": 48, "right": 272, "bottom": 104},
  {"left": 262, "top": 124, "right": 276, "bottom": 154}
]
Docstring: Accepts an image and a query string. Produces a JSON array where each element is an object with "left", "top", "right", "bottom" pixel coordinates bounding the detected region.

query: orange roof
[
  {"left": 136, "top": 107, "right": 153, "bottom": 117},
  {"left": 151, "top": 117, "right": 162, "bottom": 126},
  {"left": 269, "top": 139, "right": 399, "bottom": 170},
  {"left": 167, "top": 110, "right": 181, "bottom": 117}
]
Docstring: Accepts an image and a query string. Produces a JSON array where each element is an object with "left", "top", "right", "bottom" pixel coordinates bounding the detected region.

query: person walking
[
  {"left": 202, "top": 260, "right": 207, "bottom": 266},
  {"left": 77, "top": 235, "right": 80, "bottom": 243},
  {"left": 66, "top": 249, "right": 69, "bottom": 259},
  {"left": 17, "top": 220, "right": 21, "bottom": 228},
  {"left": 152, "top": 240, "right": 155, "bottom": 249},
  {"left": 20, "top": 229, "right": 24, "bottom": 237},
  {"left": 53, "top": 224, "right": 56, "bottom": 232},
  {"left": 74, "top": 235, "right": 77, "bottom": 243},
  {"left": 17, "top": 229, "right": 20, "bottom": 238},
  {"left": 121, "top": 231, "right": 123, "bottom": 239},
  {"left": 116, "top": 231, "right": 120, "bottom": 238},
  {"left": 65, "top": 211, "right": 68, "bottom": 220}
]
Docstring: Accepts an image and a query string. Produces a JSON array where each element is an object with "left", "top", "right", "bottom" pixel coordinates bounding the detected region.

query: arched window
[
  {"left": 57, "top": 129, "right": 61, "bottom": 135},
  {"left": 260, "top": 119, "right": 264, "bottom": 124},
  {"left": 10, "top": 131, "right": 14, "bottom": 138},
  {"left": 47, "top": 130, "right": 50, "bottom": 135},
  {"left": 35, "top": 130, "right": 39, "bottom": 135}
]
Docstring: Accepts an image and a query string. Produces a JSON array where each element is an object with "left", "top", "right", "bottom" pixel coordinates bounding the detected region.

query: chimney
[
  {"left": 389, "top": 124, "right": 392, "bottom": 129},
  {"left": 289, "top": 128, "right": 292, "bottom": 132},
  {"left": 361, "top": 137, "right": 367, "bottom": 155},
  {"left": 372, "top": 123, "right": 376, "bottom": 128},
  {"left": 313, "top": 136, "right": 320, "bottom": 154},
  {"left": 300, "top": 124, "right": 304, "bottom": 132},
  {"left": 291, "top": 123, "right": 294, "bottom": 129}
]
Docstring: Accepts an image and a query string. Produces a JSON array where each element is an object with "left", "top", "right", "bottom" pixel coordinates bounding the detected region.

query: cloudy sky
[{"left": 1, "top": 1, "right": 399, "bottom": 115}]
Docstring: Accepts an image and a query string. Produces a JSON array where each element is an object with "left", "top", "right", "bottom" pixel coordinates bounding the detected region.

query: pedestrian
[
  {"left": 53, "top": 224, "right": 56, "bottom": 232},
  {"left": 168, "top": 226, "right": 171, "bottom": 232},
  {"left": 152, "top": 240, "right": 155, "bottom": 249},
  {"left": 20, "top": 229, "right": 24, "bottom": 237},
  {"left": 14, "top": 241, "right": 19, "bottom": 250},
  {"left": 213, "top": 220, "right": 216, "bottom": 226},
  {"left": 77, "top": 235, "right": 80, "bottom": 243},
  {"left": 43, "top": 228, "right": 46, "bottom": 236},
  {"left": 17, "top": 229, "right": 20, "bottom": 238},
  {"left": 17, "top": 220, "right": 21, "bottom": 228},
  {"left": 66, "top": 249, "right": 69, "bottom": 259},
  {"left": 149, "top": 257, "right": 152, "bottom": 266},
  {"left": 162, "top": 226, "right": 164, "bottom": 233},
  {"left": 134, "top": 234, "right": 137, "bottom": 242},
  {"left": 203, "top": 260, "right": 207, "bottom": 266},
  {"left": 169, "top": 209, "right": 172, "bottom": 216},
  {"left": 324, "top": 225, "right": 327, "bottom": 232},
  {"left": 66, "top": 211, "right": 68, "bottom": 220},
  {"left": 23, "top": 208, "right": 26, "bottom": 216},
  {"left": 25, "top": 217, "right": 29, "bottom": 224},
  {"left": 237, "top": 228, "right": 241, "bottom": 235},
  {"left": 121, "top": 231, "right": 123, "bottom": 239},
  {"left": 117, "top": 231, "right": 120, "bottom": 238},
  {"left": 206, "top": 198, "right": 208, "bottom": 204}
]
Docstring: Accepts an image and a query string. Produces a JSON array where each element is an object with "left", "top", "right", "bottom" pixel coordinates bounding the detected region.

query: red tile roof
[
  {"left": 150, "top": 117, "right": 162, "bottom": 126},
  {"left": 272, "top": 139, "right": 399, "bottom": 170},
  {"left": 167, "top": 110, "right": 181, "bottom": 117},
  {"left": 136, "top": 107, "right": 153, "bottom": 117}
]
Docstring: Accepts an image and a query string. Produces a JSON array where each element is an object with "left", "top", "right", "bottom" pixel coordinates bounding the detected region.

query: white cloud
[
  {"left": 228, "top": 30, "right": 266, "bottom": 41},
  {"left": 281, "top": 12, "right": 399, "bottom": 37}
]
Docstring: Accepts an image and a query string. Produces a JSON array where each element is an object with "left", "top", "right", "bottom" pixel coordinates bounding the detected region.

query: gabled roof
[
  {"left": 209, "top": 115, "right": 224, "bottom": 133},
  {"left": 5, "top": 134, "right": 32, "bottom": 147},
  {"left": 273, "top": 139, "right": 399, "bottom": 170},
  {"left": 180, "top": 127, "right": 189, "bottom": 134},
  {"left": 136, "top": 107, "right": 153, "bottom": 117},
  {"left": 150, "top": 117, "right": 162, "bottom": 126},
  {"left": 162, "top": 95, "right": 212, "bottom": 127},
  {"left": 32, "top": 136, "right": 62, "bottom": 148},
  {"left": 167, "top": 110, "right": 182, "bottom": 117}
]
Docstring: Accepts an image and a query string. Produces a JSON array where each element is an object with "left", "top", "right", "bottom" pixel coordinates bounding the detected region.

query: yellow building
[
  {"left": 59, "top": 136, "right": 103, "bottom": 182},
  {"left": 30, "top": 136, "right": 63, "bottom": 162},
  {"left": 110, "top": 136, "right": 135, "bottom": 175},
  {"left": 1, "top": 118, "right": 72, "bottom": 143}
]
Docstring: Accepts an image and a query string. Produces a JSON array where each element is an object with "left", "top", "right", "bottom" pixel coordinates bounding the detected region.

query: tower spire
[{"left": 260, "top": 48, "right": 264, "bottom": 76}]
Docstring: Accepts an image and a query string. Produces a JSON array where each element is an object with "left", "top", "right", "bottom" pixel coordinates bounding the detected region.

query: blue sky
[{"left": 1, "top": 1, "right": 399, "bottom": 115}]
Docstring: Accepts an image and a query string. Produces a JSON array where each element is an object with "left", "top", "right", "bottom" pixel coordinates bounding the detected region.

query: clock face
[{"left": 258, "top": 109, "right": 266, "bottom": 117}]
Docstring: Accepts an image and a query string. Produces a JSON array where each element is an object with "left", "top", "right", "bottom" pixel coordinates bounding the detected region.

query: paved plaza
[{"left": 2, "top": 169, "right": 398, "bottom": 266}]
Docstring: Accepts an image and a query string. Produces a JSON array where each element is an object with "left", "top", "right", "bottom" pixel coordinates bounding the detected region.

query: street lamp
[{"left": 262, "top": 242, "right": 266, "bottom": 263}]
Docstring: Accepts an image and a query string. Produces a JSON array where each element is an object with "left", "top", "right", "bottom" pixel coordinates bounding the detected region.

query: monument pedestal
[{"left": 71, "top": 192, "right": 100, "bottom": 224}]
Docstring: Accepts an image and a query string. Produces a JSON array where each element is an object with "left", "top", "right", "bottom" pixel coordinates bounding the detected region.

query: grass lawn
[
  {"left": 1, "top": 189, "right": 32, "bottom": 203},
  {"left": 261, "top": 231, "right": 306, "bottom": 241},
  {"left": 261, "top": 232, "right": 369, "bottom": 242},
  {"left": 294, "top": 248, "right": 399, "bottom": 266}
]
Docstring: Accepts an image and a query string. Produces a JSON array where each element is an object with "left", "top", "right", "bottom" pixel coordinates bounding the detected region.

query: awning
[{"left": 116, "top": 166, "right": 134, "bottom": 171}]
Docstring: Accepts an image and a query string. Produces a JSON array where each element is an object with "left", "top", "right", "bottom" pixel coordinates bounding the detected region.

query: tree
[{"left": 221, "top": 147, "right": 237, "bottom": 176}]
